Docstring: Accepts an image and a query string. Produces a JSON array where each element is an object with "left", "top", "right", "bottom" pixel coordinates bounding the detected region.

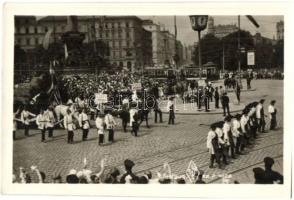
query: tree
[{"left": 192, "top": 33, "right": 222, "bottom": 68}]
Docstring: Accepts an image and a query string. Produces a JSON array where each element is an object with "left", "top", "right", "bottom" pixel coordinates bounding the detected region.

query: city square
[{"left": 12, "top": 15, "right": 284, "bottom": 185}]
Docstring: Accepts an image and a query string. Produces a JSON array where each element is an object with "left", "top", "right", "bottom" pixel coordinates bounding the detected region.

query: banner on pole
[
  {"left": 131, "top": 83, "right": 142, "bottom": 91},
  {"left": 247, "top": 51, "right": 255, "bottom": 66},
  {"left": 186, "top": 160, "right": 200, "bottom": 183},
  {"left": 95, "top": 93, "right": 108, "bottom": 104}
]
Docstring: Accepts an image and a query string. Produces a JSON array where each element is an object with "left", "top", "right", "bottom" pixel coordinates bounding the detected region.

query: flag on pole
[
  {"left": 43, "top": 29, "right": 53, "bottom": 50},
  {"left": 246, "top": 15, "right": 260, "bottom": 28},
  {"left": 64, "top": 43, "right": 69, "bottom": 59}
]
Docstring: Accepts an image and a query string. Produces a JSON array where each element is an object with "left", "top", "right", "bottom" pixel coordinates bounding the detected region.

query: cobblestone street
[{"left": 13, "top": 79, "right": 284, "bottom": 183}]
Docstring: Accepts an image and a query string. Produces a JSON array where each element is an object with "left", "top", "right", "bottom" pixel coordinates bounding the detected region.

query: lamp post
[{"left": 189, "top": 15, "right": 208, "bottom": 80}]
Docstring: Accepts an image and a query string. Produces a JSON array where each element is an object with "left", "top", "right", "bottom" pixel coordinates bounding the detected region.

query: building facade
[
  {"left": 14, "top": 16, "right": 153, "bottom": 72},
  {"left": 142, "top": 20, "right": 178, "bottom": 67},
  {"left": 276, "top": 20, "right": 284, "bottom": 41},
  {"left": 207, "top": 17, "right": 238, "bottom": 38}
]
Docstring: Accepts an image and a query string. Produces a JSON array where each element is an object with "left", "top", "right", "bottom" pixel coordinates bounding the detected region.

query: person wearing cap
[
  {"left": 79, "top": 108, "right": 90, "bottom": 141},
  {"left": 223, "top": 116, "right": 235, "bottom": 159},
  {"left": 167, "top": 96, "right": 175, "bottom": 125},
  {"left": 268, "top": 100, "right": 277, "bottom": 130},
  {"left": 214, "top": 122, "right": 228, "bottom": 165},
  {"left": 105, "top": 110, "right": 117, "bottom": 143},
  {"left": 64, "top": 108, "right": 75, "bottom": 144},
  {"left": 232, "top": 114, "right": 243, "bottom": 155},
  {"left": 95, "top": 113, "right": 105, "bottom": 145},
  {"left": 120, "top": 159, "right": 139, "bottom": 183},
  {"left": 263, "top": 157, "right": 283, "bottom": 184},
  {"left": 207, "top": 124, "right": 221, "bottom": 169},
  {"left": 221, "top": 92, "right": 230, "bottom": 116},
  {"left": 45, "top": 106, "right": 55, "bottom": 138},
  {"left": 20, "top": 105, "right": 36, "bottom": 137},
  {"left": 253, "top": 167, "right": 266, "bottom": 184},
  {"left": 195, "top": 170, "right": 206, "bottom": 184},
  {"left": 204, "top": 88, "right": 210, "bottom": 112},
  {"left": 36, "top": 108, "right": 47, "bottom": 142},
  {"left": 235, "top": 82, "right": 241, "bottom": 105},
  {"left": 256, "top": 99, "right": 266, "bottom": 133}
]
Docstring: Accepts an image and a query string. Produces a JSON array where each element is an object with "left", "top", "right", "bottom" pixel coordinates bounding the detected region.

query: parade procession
[{"left": 11, "top": 15, "right": 284, "bottom": 185}]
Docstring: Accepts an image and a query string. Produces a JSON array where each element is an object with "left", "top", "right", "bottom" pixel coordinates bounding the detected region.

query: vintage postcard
[{"left": 1, "top": 2, "right": 293, "bottom": 198}]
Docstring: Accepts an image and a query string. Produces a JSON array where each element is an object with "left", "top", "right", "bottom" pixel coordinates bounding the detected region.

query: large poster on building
[{"left": 247, "top": 51, "right": 255, "bottom": 66}]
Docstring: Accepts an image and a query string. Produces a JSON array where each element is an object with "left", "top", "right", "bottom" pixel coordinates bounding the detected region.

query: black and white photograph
[{"left": 1, "top": 2, "right": 293, "bottom": 198}]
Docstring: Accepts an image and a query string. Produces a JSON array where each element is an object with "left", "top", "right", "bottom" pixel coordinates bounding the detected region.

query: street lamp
[{"left": 189, "top": 15, "right": 208, "bottom": 79}]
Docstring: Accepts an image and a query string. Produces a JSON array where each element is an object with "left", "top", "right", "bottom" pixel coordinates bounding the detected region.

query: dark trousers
[
  {"left": 205, "top": 98, "right": 210, "bottom": 111},
  {"left": 98, "top": 134, "right": 104, "bottom": 145},
  {"left": 13, "top": 131, "right": 16, "bottom": 140},
  {"left": 24, "top": 124, "right": 29, "bottom": 136},
  {"left": 215, "top": 98, "right": 219, "bottom": 108},
  {"left": 41, "top": 128, "right": 46, "bottom": 141},
  {"left": 222, "top": 104, "right": 230, "bottom": 116},
  {"left": 131, "top": 122, "right": 138, "bottom": 137},
  {"left": 229, "top": 141, "right": 235, "bottom": 158},
  {"left": 270, "top": 115, "right": 277, "bottom": 130},
  {"left": 82, "top": 129, "right": 89, "bottom": 141},
  {"left": 257, "top": 118, "right": 266, "bottom": 132},
  {"left": 221, "top": 145, "right": 229, "bottom": 164},
  {"left": 250, "top": 124, "right": 257, "bottom": 139},
  {"left": 47, "top": 127, "right": 54, "bottom": 138},
  {"left": 122, "top": 120, "right": 128, "bottom": 132},
  {"left": 168, "top": 111, "right": 175, "bottom": 124},
  {"left": 235, "top": 136, "right": 242, "bottom": 153},
  {"left": 67, "top": 131, "right": 74, "bottom": 143},
  {"left": 108, "top": 129, "right": 114, "bottom": 142},
  {"left": 210, "top": 153, "right": 221, "bottom": 168},
  {"left": 154, "top": 109, "right": 162, "bottom": 123},
  {"left": 236, "top": 92, "right": 240, "bottom": 103}
]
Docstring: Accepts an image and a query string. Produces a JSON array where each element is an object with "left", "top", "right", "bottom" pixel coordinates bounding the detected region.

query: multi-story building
[
  {"left": 276, "top": 20, "right": 284, "bottom": 41},
  {"left": 207, "top": 17, "right": 238, "bottom": 39},
  {"left": 14, "top": 15, "right": 153, "bottom": 72},
  {"left": 142, "top": 20, "right": 178, "bottom": 67},
  {"left": 253, "top": 32, "right": 275, "bottom": 46}
]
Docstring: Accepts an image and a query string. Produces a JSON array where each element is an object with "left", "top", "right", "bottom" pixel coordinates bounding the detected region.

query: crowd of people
[{"left": 206, "top": 98, "right": 282, "bottom": 183}]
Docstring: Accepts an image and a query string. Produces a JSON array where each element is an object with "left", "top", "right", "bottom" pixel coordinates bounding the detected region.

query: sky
[{"left": 140, "top": 15, "right": 284, "bottom": 46}]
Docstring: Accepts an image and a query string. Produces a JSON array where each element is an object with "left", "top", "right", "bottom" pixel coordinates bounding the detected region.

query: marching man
[
  {"left": 20, "top": 105, "right": 36, "bottom": 137},
  {"left": 64, "top": 109, "right": 75, "bottom": 144},
  {"left": 268, "top": 100, "right": 277, "bottom": 130},
  {"left": 105, "top": 110, "right": 117, "bottom": 143},
  {"left": 207, "top": 124, "right": 221, "bottom": 169},
  {"left": 79, "top": 108, "right": 90, "bottom": 141},
  {"left": 95, "top": 113, "right": 105, "bottom": 145},
  {"left": 36, "top": 108, "right": 47, "bottom": 142},
  {"left": 45, "top": 106, "right": 55, "bottom": 138}
]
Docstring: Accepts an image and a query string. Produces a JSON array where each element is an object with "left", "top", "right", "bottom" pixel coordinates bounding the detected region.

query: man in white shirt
[
  {"left": 240, "top": 110, "right": 249, "bottom": 151},
  {"left": 167, "top": 97, "right": 175, "bottom": 125},
  {"left": 20, "top": 105, "right": 36, "bottom": 137},
  {"left": 95, "top": 113, "right": 104, "bottom": 145},
  {"left": 45, "top": 106, "right": 55, "bottom": 138},
  {"left": 223, "top": 116, "right": 235, "bottom": 159},
  {"left": 105, "top": 110, "right": 117, "bottom": 143},
  {"left": 64, "top": 109, "right": 75, "bottom": 144},
  {"left": 36, "top": 108, "right": 47, "bottom": 142},
  {"left": 232, "top": 114, "right": 243, "bottom": 155},
  {"left": 215, "top": 122, "right": 228, "bottom": 165},
  {"left": 207, "top": 124, "right": 221, "bottom": 169},
  {"left": 79, "top": 108, "right": 90, "bottom": 141},
  {"left": 268, "top": 100, "right": 277, "bottom": 130}
]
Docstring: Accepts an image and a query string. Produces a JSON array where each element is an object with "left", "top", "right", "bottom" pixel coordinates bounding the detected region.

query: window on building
[
  {"left": 35, "top": 38, "right": 39, "bottom": 45},
  {"left": 17, "top": 38, "right": 21, "bottom": 44},
  {"left": 44, "top": 26, "right": 48, "bottom": 32},
  {"left": 100, "top": 32, "right": 103, "bottom": 38},
  {"left": 126, "top": 31, "right": 130, "bottom": 38},
  {"left": 35, "top": 27, "right": 38, "bottom": 34},
  {"left": 26, "top": 38, "right": 30, "bottom": 45},
  {"left": 118, "top": 22, "right": 121, "bottom": 28},
  {"left": 111, "top": 22, "right": 114, "bottom": 28},
  {"left": 126, "top": 22, "right": 129, "bottom": 28},
  {"left": 106, "top": 31, "right": 109, "bottom": 38},
  {"left": 119, "top": 41, "right": 122, "bottom": 48},
  {"left": 126, "top": 41, "right": 130, "bottom": 47},
  {"left": 26, "top": 27, "right": 29, "bottom": 34}
]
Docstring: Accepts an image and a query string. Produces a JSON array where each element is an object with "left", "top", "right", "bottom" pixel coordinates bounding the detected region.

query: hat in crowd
[
  {"left": 68, "top": 169, "right": 77, "bottom": 175},
  {"left": 110, "top": 167, "right": 120, "bottom": 177},
  {"left": 224, "top": 115, "right": 232, "bottom": 122},
  {"left": 195, "top": 169, "right": 204, "bottom": 177},
  {"left": 253, "top": 167, "right": 265, "bottom": 181},
  {"left": 270, "top": 100, "right": 276, "bottom": 104},
  {"left": 264, "top": 157, "right": 275, "bottom": 166},
  {"left": 176, "top": 178, "right": 186, "bottom": 184},
  {"left": 66, "top": 174, "right": 79, "bottom": 184},
  {"left": 259, "top": 99, "right": 265, "bottom": 103},
  {"left": 138, "top": 176, "right": 149, "bottom": 184},
  {"left": 124, "top": 159, "right": 135, "bottom": 171}
]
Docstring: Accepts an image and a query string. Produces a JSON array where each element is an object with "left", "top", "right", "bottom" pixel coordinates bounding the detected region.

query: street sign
[
  {"left": 95, "top": 93, "right": 108, "bottom": 104},
  {"left": 186, "top": 160, "right": 200, "bottom": 183},
  {"left": 131, "top": 82, "right": 142, "bottom": 91},
  {"left": 247, "top": 51, "right": 255, "bottom": 66}
]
